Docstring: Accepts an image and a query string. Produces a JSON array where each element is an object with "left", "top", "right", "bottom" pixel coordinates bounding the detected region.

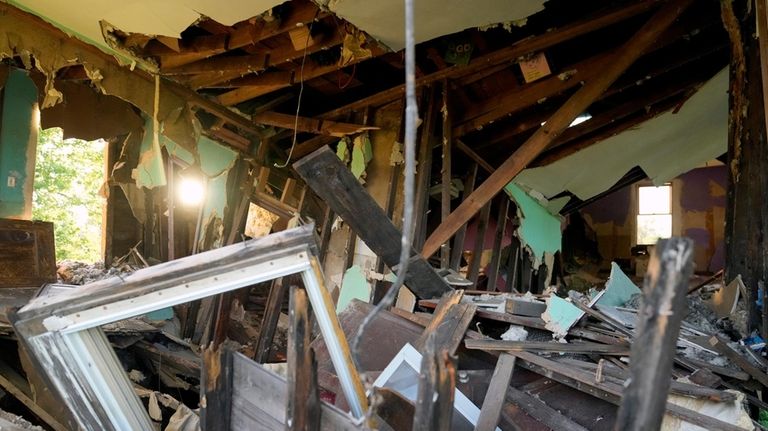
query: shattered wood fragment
[
  {"left": 615, "top": 238, "right": 694, "bottom": 431},
  {"left": 294, "top": 146, "right": 451, "bottom": 299},
  {"left": 475, "top": 353, "right": 516, "bottom": 431},
  {"left": 201, "top": 344, "right": 233, "bottom": 431},
  {"left": 412, "top": 333, "right": 457, "bottom": 431},
  {"left": 286, "top": 285, "right": 321, "bottom": 431}
]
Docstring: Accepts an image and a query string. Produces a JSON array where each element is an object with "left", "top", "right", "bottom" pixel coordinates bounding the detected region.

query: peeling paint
[
  {"left": 541, "top": 296, "right": 582, "bottom": 339},
  {"left": 595, "top": 262, "right": 641, "bottom": 308},
  {"left": 336, "top": 265, "right": 371, "bottom": 313}
]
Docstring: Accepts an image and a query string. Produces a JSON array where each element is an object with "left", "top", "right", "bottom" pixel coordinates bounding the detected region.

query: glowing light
[{"left": 178, "top": 177, "right": 205, "bottom": 207}]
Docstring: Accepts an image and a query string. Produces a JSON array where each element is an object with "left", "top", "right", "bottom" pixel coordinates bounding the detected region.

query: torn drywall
[
  {"left": 595, "top": 262, "right": 641, "bottom": 308},
  {"left": 504, "top": 183, "right": 562, "bottom": 268},
  {"left": 9, "top": 0, "right": 286, "bottom": 54},
  {"left": 516, "top": 68, "right": 728, "bottom": 202},
  {"left": 322, "top": 0, "right": 545, "bottom": 51},
  {"left": 0, "top": 10, "right": 200, "bottom": 152}
]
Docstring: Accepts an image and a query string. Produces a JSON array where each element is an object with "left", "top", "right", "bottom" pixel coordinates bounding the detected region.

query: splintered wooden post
[
  {"left": 614, "top": 237, "right": 693, "bottom": 431},
  {"left": 413, "top": 332, "right": 457, "bottom": 431},
  {"left": 286, "top": 285, "right": 320, "bottom": 431},
  {"left": 201, "top": 344, "right": 233, "bottom": 431},
  {"left": 253, "top": 277, "right": 289, "bottom": 363},
  {"left": 475, "top": 353, "right": 516, "bottom": 431}
]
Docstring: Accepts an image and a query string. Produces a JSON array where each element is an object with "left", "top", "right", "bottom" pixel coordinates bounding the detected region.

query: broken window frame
[{"left": 12, "top": 225, "right": 366, "bottom": 430}]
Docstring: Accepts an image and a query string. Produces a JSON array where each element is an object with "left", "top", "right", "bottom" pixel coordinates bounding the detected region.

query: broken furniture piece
[{"left": 12, "top": 225, "right": 366, "bottom": 430}]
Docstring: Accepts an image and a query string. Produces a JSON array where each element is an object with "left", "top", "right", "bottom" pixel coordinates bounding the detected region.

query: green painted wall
[
  {"left": 0, "top": 69, "right": 39, "bottom": 218},
  {"left": 504, "top": 182, "right": 562, "bottom": 267}
]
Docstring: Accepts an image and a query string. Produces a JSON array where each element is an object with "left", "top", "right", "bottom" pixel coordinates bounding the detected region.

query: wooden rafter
[{"left": 421, "top": 0, "right": 695, "bottom": 258}]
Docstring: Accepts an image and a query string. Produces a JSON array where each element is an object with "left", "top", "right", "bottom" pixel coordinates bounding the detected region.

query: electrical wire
[
  {"left": 274, "top": 13, "right": 319, "bottom": 168},
  {"left": 352, "top": 0, "right": 417, "bottom": 370}
]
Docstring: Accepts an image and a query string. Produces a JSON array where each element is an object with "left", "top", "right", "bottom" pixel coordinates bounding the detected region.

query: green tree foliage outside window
[{"left": 32, "top": 128, "right": 104, "bottom": 263}]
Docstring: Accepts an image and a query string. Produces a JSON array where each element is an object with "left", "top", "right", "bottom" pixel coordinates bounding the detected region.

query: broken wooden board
[
  {"left": 293, "top": 146, "right": 451, "bottom": 299},
  {"left": 505, "top": 297, "right": 547, "bottom": 317}
]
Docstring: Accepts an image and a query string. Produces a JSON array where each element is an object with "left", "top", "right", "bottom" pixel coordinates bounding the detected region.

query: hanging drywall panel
[
  {"left": 515, "top": 68, "right": 728, "bottom": 202},
  {"left": 596, "top": 262, "right": 641, "bottom": 308},
  {"left": 323, "top": 0, "right": 545, "bottom": 51},
  {"left": 504, "top": 183, "right": 561, "bottom": 267},
  {"left": 0, "top": 69, "right": 39, "bottom": 219},
  {"left": 9, "top": 0, "right": 286, "bottom": 54}
]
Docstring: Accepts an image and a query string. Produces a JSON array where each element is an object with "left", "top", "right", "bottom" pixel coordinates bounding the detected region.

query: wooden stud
[
  {"left": 286, "top": 285, "right": 321, "bottom": 431},
  {"left": 414, "top": 87, "right": 438, "bottom": 251},
  {"left": 485, "top": 199, "right": 509, "bottom": 291},
  {"left": 467, "top": 201, "right": 492, "bottom": 286},
  {"left": 201, "top": 344, "right": 233, "bottom": 431},
  {"left": 421, "top": 0, "right": 695, "bottom": 258},
  {"left": 253, "top": 277, "right": 289, "bottom": 363},
  {"left": 440, "top": 81, "right": 453, "bottom": 269},
  {"left": 450, "top": 163, "right": 478, "bottom": 271}
]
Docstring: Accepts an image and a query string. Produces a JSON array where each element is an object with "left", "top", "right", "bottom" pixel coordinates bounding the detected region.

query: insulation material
[
  {"left": 0, "top": 68, "right": 39, "bottom": 219},
  {"left": 244, "top": 203, "right": 280, "bottom": 238},
  {"left": 516, "top": 68, "right": 728, "bottom": 202},
  {"left": 504, "top": 183, "right": 562, "bottom": 268},
  {"left": 0, "top": 11, "right": 200, "bottom": 151},
  {"left": 500, "top": 325, "right": 528, "bottom": 341},
  {"left": 8, "top": 0, "right": 286, "bottom": 53},
  {"left": 708, "top": 275, "right": 744, "bottom": 319},
  {"left": 595, "top": 262, "right": 641, "bottom": 308},
  {"left": 40, "top": 80, "right": 143, "bottom": 141},
  {"left": 323, "top": 0, "right": 545, "bottom": 51}
]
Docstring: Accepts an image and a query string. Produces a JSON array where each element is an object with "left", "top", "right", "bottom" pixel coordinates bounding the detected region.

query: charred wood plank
[
  {"left": 615, "top": 238, "right": 694, "bottom": 431},
  {"left": 475, "top": 353, "right": 516, "bottom": 431},
  {"left": 286, "top": 286, "right": 320, "bottom": 431},
  {"left": 294, "top": 147, "right": 451, "bottom": 299}
]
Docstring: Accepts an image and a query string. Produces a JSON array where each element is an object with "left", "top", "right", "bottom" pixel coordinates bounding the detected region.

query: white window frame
[
  {"left": 12, "top": 225, "right": 367, "bottom": 430},
  {"left": 634, "top": 182, "right": 675, "bottom": 246}
]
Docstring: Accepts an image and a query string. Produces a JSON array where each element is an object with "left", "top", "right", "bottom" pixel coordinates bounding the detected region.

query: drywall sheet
[
  {"left": 596, "top": 262, "right": 641, "bottom": 307},
  {"left": 336, "top": 265, "right": 371, "bottom": 313},
  {"left": 9, "top": 0, "right": 286, "bottom": 54},
  {"left": 323, "top": 0, "right": 545, "bottom": 50},
  {"left": 515, "top": 68, "right": 728, "bottom": 202},
  {"left": 504, "top": 183, "right": 561, "bottom": 267},
  {"left": 0, "top": 69, "right": 39, "bottom": 219}
]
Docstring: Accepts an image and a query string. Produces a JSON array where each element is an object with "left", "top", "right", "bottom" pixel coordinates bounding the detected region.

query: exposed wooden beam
[
  {"left": 252, "top": 111, "right": 378, "bottom": 137},
  {"left": 421, "top": 0, "right": 695, "bottom": 258},
  {"left": 316, "top": 0, "right": 659, "bottom": 120}
]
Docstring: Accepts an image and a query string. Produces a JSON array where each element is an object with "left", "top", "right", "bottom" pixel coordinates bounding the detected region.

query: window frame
[{"left": 634, "top": 182, "right": 675, "bottom": 246}]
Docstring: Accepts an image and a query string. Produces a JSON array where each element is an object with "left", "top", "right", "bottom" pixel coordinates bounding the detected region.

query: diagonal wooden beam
[{"left": 421, "top": 0, "right": 695, "bottom": 258}]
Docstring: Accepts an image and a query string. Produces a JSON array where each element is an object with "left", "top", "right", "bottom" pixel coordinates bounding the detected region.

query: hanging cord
[
  {"left": 352, "top": 0, "right": 417, "bottom": 368},
  {"left": 274, "top": 12, "right": 319, "bottom": 168}
]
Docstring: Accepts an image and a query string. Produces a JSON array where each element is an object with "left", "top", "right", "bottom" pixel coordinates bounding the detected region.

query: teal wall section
[
  {"left": 0, "top": 69, "right": 39, "bottom": 219},
  {"left": 504, "top": 183, "right": 562, "bottom": 267}
]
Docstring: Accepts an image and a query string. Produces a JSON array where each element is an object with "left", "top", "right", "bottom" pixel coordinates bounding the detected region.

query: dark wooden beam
[
  {"left": 253, "top": 278, "right": 289, "bottom": 363},
  {"left": 201, "top": 345, "right": 233, "bottom": 431},
  {"left": 615, "top": 238, "right": 694, "bottom": 431},
  {"left": 421, "top": 0, "right": 694, "bottom": 258},
  {"left": 440, "top": 81, "right": 453, "bottom": 268},
  {"left": 449, "top": 163, "right": 478, "bottom": 270},
  {"left": 293, "top": 147, "right": 451, "bottom": 299},
  {"left": 286, "top": 285, "right": 321, "bottom": 431},
  {"left": 412, "top": 333, "right": 456, "bottom": 431},
  {"left": 252, "top": 111, "right": 377, "bottom": 137},
  {"left": 485, "top": 198, "right": 508, "bottom": 291}
]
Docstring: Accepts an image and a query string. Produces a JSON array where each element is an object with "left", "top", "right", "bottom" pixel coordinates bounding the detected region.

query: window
[{"left": 637, "top": 184, "right": 672, "bottom": 245}]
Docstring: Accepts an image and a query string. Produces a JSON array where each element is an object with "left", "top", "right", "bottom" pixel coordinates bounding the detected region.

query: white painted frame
[{"left": 13, "top": 225, "right": 366, "bottom": 431}]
